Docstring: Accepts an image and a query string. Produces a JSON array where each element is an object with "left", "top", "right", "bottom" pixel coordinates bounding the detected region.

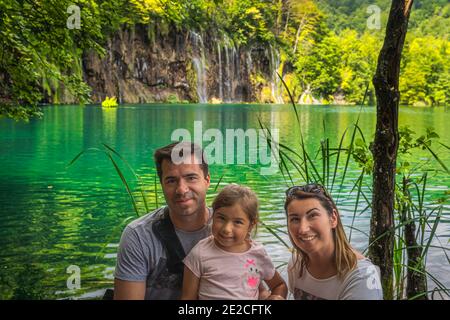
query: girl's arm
[
  {"left": 180, "top": 265, "right": 200, "bottom": 300},
  {"left": 264, "top": 271, "right": 288, "bottom": 300},
  {"left": 258, "top": 282, "right": 270, "bottom": 300}
]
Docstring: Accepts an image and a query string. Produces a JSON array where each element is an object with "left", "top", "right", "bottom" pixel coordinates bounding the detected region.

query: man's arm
[
  {"left": 114, "top": 278, "right": 146, "bottom": 300},
  {"left": 114, "top": 225, "right": 149, "bottom": 300}
]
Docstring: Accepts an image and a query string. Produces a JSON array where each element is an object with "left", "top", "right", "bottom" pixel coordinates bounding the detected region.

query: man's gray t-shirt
[{"left": 114, "top": 207, "right": 212, "bottom": 299}]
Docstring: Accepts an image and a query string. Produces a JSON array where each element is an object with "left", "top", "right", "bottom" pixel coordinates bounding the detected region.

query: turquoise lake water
[{"left": 0, "top": 104, "right": 448, "bottom": 299}]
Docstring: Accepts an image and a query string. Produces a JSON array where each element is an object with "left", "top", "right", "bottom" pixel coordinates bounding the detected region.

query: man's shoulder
[{"left": 126, "top": 207, "right": 166, "bottom": 231}]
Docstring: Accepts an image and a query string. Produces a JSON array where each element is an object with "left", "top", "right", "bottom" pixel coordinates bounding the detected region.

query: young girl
[{"left": 181, "top": 184, "right": 287, "bottom": 300}]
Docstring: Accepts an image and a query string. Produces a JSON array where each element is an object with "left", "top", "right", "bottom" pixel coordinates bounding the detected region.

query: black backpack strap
[
  {"left": 102, "top": 288, "right": 114, "bottom": 300},
  {"left": 152, "top": 207, "right": 186, "bottom": 275}
]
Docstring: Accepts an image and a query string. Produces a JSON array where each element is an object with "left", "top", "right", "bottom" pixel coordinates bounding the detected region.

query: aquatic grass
[
  {"left": 213, "top": 173, "right": 225, "bottom": 192},
  {"left": 69, "top": 148, "right": 161, "bottom": 287},
  {"left": 348, "top": 170, "right": 368, "bottom": 242},
  {"left": 398, "top": 263, "right": 450, "bottom": 299},
  {"left": 102, "top": 143, "right": 149, "bottom": 213},
  {"left": 362, "top": 173, "right": 449, "bottom": 299},
  {"left": 154, "top": 173, "right": 159, "bottom": 209},
  {"left": 263, "top": 79, "right": 372, "bottom": 196},
  {"left": 93, "top": 215, "right": 136, "bottom": 263},
  {"left": 105, "top": 151, "right": 140, "bottom": 216},
  {"left": 259, "top": 220, "right": 291, "bottom": 249},
  {"left": 68, "top": 143, "right": 157, "bottom": 218},
  {"left": 275, "top": 262, "right": 289, "bottom": 270}
]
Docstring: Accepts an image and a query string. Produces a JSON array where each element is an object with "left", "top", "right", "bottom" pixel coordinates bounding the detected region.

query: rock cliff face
[{"left": 81, "top": 24, "right": 284, "bottom": 104}]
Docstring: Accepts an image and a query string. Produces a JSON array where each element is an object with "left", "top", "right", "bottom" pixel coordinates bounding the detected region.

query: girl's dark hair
[{"left": 212, "top": 184, "right": 259, "bottom": 233}]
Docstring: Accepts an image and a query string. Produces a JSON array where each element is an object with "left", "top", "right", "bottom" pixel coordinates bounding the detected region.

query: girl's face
[
  {"left": 287, "top": 198, "right": 337, "bottom": 256},
  {"left": 212, "top": 203, "right": 254, "bottom": 253}
]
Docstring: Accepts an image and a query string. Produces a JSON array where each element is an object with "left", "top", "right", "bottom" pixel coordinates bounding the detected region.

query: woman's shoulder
[
  {"left": 339, "top": 257, "right": 383, "bottom": 299},
  {"left": 345, "top": 256, "right": 380, "bottom": 279},
  {"left": 351, "top": 251, "right": 379, "bottom": 276},
  {"left": 354, "top": 250, "right": 366, "bottom": 260},
  {"left": 355, "top": 258, "right": 381, "bottom": 278},
  {"left": 287, "top": 251, "right": 300, "bottom": 273}
]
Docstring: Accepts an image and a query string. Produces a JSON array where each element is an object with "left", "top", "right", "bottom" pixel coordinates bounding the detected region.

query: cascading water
[
  {"left": 234, "top": 46, "right": 241, "bottom": 102},
  {"left": 189, "top": 31, "right": 208, "bottom": 103},
  {"left": 223, "top": 36, "right": 232, "bottom": 102},
  {"left": 221, "top": 34, "right": 242, "bottom": 103},
  {"left": 246, "top": 51, "right": 253, "bottom": 76},
  {"left": 269, "top": 46, "right": 284, "bottom": 104},
  {"left": 217, "top": 43, "right": 223, "bottom": 102},
  {"left": 188, "top": 32, "right": 282, "bottom": 104}
]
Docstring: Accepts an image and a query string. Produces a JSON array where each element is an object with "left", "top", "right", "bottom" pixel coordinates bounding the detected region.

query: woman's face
[{"left": 287, "top": 198, "right": 337, "bottom": 256}]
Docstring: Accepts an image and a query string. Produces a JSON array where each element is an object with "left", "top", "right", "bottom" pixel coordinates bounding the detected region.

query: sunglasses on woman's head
[{"left": 285, "top": 183, "right": 330, "bottom": 198}]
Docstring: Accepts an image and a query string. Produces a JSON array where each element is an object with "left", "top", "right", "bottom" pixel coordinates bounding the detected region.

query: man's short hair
[{"left": 154, "top": 141, "right": 209, "bottom": 182}]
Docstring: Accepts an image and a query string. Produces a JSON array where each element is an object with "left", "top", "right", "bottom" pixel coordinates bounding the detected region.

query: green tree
[
  {"left": 294, "top": 32, "right": 342, "bottom": 99},
  {"left": 221, "top": 0, "right": 277, "bottom": 45},
  {"left": 337, "top": 30, "right": 381, "bottom": 104},
  {"left": 400, "top": 36, "right": 449, "bottom": 106},
  {"left": 0, "top": 0, "right": 129, "bottom": 121}
]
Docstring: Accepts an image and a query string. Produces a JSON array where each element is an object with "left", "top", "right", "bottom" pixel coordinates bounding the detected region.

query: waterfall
[
  {"left": 224, "top": 38, "right": 231, "bottom": 102},
  {"left": 234, "top": 46, "right": 241, "bottom": 102},
  {"left": 192, "top": 58, "right": 207, "bottom": 103},
  {"left": 269, "top": 46, "right": 284, "bottom": 104},
  {"left": 118, "top": 83, "right": 123, "bottom": 104},
  {"left": 217, "top": 43, "right": 223, "bottom": 102},
  {"left": 221, "top": 35, "right": 241, "bottom": 103},
  {"left": 246, "top": 51, "right": 253, "bottom": 75},
  {"left": 189, "top": 31, "right": 208, "bottom": 103}
]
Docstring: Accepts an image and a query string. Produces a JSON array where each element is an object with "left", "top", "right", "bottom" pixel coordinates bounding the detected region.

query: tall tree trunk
[{"left": 369, "top": 0, "right": 413, "bottom": 300}]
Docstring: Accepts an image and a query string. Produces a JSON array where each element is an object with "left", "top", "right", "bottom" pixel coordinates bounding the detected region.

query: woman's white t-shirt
[{"left": 288, "top": 254, "right": 383, "bottom": 300}]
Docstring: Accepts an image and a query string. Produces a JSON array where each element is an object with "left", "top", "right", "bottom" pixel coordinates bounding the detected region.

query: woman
[{"left": 285, "top": 184, "right": 383, "bottom": 300}]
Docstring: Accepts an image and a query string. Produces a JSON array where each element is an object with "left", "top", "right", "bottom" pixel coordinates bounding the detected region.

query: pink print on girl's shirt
[{"left": 244, "top": 258, "right": 261, "bottom": 290}]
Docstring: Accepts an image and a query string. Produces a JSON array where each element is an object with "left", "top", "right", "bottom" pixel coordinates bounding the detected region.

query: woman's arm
[
  {"left": 264, "top": 271, "right": 288, "bottom": 300},
  {"left": 180, "top": 266, "right": 200, "bottom": 300}
]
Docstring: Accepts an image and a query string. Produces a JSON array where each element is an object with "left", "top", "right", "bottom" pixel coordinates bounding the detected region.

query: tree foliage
[
  {"left": 0, "top": 0, "right": 131, "bottom": 120},
  {"left": 0, "top": 0, "right": 448, "bottom": 120}
]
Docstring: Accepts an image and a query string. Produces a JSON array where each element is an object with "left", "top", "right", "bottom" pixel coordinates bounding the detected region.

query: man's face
[{"left": 160, "top": 156, "right": 210, "bottom": 218}]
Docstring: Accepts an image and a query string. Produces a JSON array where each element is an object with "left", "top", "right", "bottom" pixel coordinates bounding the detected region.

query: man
[{"left": 113, "top": 141, "right": 211, "bottom": 299}]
